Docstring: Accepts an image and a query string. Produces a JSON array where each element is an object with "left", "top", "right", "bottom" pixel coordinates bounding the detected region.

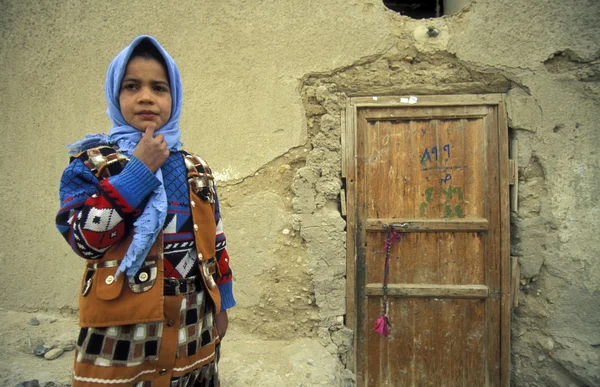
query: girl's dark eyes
[
  {"left": 154, "top": 85, "right": 169, "bottom": 92},
  {"left": 121, "top": 83, "right": 169, "bottom": 93},
  {"left": 122, "top": 83, "right": 138, "bottom": 91}
]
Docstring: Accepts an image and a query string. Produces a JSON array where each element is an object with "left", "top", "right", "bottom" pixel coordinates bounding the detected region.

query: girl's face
[{"left": 119, "top": 57, "right": 172, "bottom": 132}]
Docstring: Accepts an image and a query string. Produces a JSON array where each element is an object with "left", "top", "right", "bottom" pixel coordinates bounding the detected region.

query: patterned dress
[{"left": 56, "top": 148, "right": 235, "bottom": 387}]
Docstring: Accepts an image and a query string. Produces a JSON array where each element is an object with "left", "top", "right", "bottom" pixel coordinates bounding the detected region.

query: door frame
[{"left": 343, "top": 94, "right": 510, "bottom": 386}]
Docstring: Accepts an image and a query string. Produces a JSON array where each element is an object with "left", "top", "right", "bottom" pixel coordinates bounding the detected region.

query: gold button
[
  {"left": 191, "top": 200, "right": 196, "bottom": 208},
  {"left": 139, "top": 272, "right": 149, "bottom": 282},
  {"left": 194, "top": 224, "right": 198, "bottom": 231},
  {"left": 105, "top": 275, "right": 115, "bottom": 285}
]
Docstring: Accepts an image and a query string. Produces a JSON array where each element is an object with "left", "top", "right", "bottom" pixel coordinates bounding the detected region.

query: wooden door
[{"left": 345, "top": 95, "right": 510, "bottom": 387}]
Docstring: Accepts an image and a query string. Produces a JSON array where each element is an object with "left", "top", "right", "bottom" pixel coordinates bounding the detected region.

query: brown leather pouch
[{"left": 78, "top": 236, "right": 164, "bottom": 328}]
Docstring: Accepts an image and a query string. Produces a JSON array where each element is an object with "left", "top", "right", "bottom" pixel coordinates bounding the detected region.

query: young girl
[{"left": 56, "top": 35, "right": 235, "bottom": 387}]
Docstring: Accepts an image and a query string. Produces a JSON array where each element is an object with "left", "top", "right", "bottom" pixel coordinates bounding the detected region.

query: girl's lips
[{"left": 137, "top": 112, "right": 158, "bottom": 119}]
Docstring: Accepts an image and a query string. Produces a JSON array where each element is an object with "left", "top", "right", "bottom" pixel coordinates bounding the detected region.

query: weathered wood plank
[
  {"left": 366, "top": 218, "right": 489, "bottom": 232},
  {"left": 499, "top": 99, "right": 511, "bottom": 387},
  {"left": 485, "top": 105, "right": 502, "bottom": 386},
  {"left": 364, "top": 111, "right": 488, "bottom": 121},
  {"left": 510, "top": 139, "right": 519, "bottom": 213},
  {"left": 366, "top": 297, "right": 382, "bottom": 385},
  {"left": 351, "top": 94, "right": 504, "bottom": 107},
  {"left": 365, "top": 283, "right": 490, "bottom": 298},
  {"left": 464, "top": 299, "right": 486, "bottom": 386},
  {"left": 344, "top": 99, "right": 357, "bottom": 373},
  {"left": 355, "top": 107, "right": 369, "bottom": 386},
  {"left": 354, "top": 98, "right": 507, "bottom": 386}
]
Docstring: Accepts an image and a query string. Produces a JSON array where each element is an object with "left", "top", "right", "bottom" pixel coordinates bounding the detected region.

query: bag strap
[
  {"left": 70, "top": 145, "right": 128, "bottom": 180},
  {"left": 181, "top": 151, "right": 216, "bottom": 203}
]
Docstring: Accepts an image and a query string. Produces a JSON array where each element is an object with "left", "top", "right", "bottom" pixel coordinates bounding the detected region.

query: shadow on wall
[{"left": 382, "top": 0, "right": 472, "bottom": 18}]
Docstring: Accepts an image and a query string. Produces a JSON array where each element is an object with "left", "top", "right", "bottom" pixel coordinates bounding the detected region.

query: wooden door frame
[{"left": 343, "top": 94, "right": 510, "bottom": 386}]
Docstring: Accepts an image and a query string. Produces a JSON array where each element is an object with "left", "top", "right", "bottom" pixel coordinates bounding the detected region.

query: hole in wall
[{"left": 383, "top": 0, "right": 472, "bottom": 18}]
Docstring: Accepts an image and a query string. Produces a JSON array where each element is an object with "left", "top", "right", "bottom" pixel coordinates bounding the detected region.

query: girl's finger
[{"left": 144, "top": 123, "right": 157, "bottom": 137}]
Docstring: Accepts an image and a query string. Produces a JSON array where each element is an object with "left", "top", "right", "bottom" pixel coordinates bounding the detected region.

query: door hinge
[
  {"left": 511, "top": 256, "right": 520, "bottom": 309},
  {"left": 340, "top": 177, "right": 347, "bottom": 217}
]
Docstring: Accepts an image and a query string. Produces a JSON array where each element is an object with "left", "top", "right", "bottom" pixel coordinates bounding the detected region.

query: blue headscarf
[{"left": 68, "top": 35, "right": 183, "bottom": 278}]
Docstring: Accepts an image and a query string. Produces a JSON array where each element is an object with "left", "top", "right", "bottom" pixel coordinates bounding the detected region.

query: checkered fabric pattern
[
  {"left": 76, "top": 322, "right": 163, "bottom": 366},
  {"left": 59, "top": 147, "right": 231, "bottom": 386},
  {"left": 176, "top": 290, "right": 214, "bottom": 358}
]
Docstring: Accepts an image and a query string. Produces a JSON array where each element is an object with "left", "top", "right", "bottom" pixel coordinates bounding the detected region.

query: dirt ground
[{"left": 0, "top": 308, "right": 339, "bottom": 387}]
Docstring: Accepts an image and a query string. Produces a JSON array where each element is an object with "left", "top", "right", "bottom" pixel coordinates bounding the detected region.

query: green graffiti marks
[
  {"left": 419, "top": 185, "right": 466, "bottom": 219},
  {"left": 454, "top": 204, "right": 464, "bottom": 218},
  {"left": 444, "top": 203, "right": 453, "bottom": 218},
  {"left": 425, "top": 187, "right": 434, "bottom": 203},
  {"left": 440, "top": 186, "right": 464, "bottom": 201}
]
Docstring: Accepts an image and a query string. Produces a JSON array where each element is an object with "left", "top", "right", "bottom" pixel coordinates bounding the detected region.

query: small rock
[
  {"left": 44, "top": 348, "right": 65, "bottom": 360},
  {"left": 63, "top": 343, "right": 76, "bottom": 352},
  {"left": 542, "top": 338, "right": 555, "bottom": 351},
  {"left": 30, "top": 317, "right": 40, "bottom": 326},
  {"left": 34, "top": 344, "right": 51, "bottom": 357},
  {"left": 278, "top": 164, "right": 291, "bottom": 174}
]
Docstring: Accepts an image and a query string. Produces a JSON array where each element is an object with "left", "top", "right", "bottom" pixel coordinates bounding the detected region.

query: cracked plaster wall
[{"left": 1, "top": 0, "right": 599, "bottom": 385}]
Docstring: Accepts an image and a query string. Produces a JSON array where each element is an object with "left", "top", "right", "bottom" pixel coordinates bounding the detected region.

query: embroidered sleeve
[
  {"left": 214, "top": 183, "right": 236, "bottom": 310},
  {"left": 56, "top": 157, "right": 160, "bottom": 259}
]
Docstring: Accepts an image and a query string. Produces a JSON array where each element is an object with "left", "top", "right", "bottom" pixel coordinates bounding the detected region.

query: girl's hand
[
  {"left": 132, "top": 123, "right": 169, "bottom": 173},
  {"left": 215, "top": 310, "right": 229, "bottom": 339}
]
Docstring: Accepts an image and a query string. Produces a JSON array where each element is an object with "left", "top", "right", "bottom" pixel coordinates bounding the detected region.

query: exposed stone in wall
[
  {"left": 2, "top": 0, "right": 597, "bottom": 385},
  {"left": 216, "top": 148, "right": 326, "bottom": 340},
  {"left": 294, "top": 81, "right": 352, "bottom": 384},
  {"left": 504, "top": 43, "right": 600, "bottom": 384},
  {"left": 299, "top": 25, "right": 600, "bottom": 384},
  {"left": 297, "top": 43, "right": 519, "bottom": 383}
]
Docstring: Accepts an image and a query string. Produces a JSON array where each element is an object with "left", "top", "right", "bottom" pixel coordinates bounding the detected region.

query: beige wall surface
[
  {"left": 0, "top": 0, "right": 392, "bottom": 309},
  {"left": 1, "top": 0, "right": 599, "bottom": 385}
]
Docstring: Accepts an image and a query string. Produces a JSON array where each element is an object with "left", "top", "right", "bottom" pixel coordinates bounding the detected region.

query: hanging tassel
[
  {"left": 374, "top": 314, "right": 390, "bottom": 337},
  {"left": 374, "top": 225, "right": 402, "bottom": 337}
]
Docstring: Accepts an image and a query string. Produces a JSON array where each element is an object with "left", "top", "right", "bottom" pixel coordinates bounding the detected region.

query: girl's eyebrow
[
  {"left": 121, "top": 77, "right": 169, "bottom": 87},
  {"left": 121, "top": 76, "right": 139, "bottom": 83}
]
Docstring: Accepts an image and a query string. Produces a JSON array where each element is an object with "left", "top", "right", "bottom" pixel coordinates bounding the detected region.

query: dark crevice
[{"left": 383, "top": 0, "right": 443, "bottom": 19}]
